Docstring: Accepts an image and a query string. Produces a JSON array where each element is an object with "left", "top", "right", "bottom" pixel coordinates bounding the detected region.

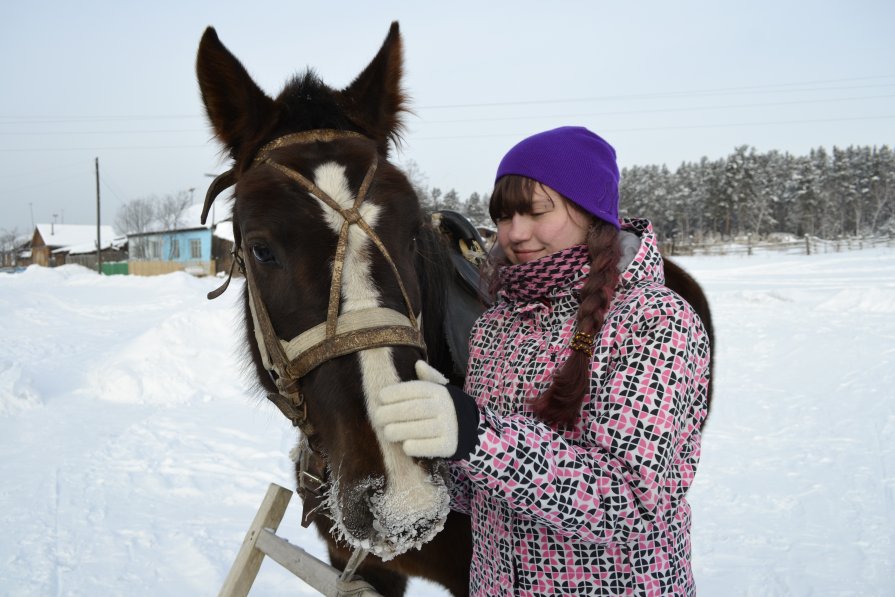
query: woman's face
[{"left": 496, "top": 184, "right": 590, "bottom": 264}]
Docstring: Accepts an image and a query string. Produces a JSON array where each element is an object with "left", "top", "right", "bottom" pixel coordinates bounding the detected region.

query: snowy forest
[{"left": 410, "top": 144, "right": 895, "bottom": 243}]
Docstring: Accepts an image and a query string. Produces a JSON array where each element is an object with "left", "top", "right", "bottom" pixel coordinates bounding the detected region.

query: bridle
[{"left": 202, "top": 129, "right": 427, "bottom": 542}]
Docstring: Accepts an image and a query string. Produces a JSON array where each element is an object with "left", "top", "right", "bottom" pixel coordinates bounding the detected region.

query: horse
[{"left": 196, "top": 22, "right": 714, "bottom": 597}]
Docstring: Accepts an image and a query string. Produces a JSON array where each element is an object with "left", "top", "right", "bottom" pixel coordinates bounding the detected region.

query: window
[
  {"left": 149, "top": 238, "right": 162, "bottom": 259},
  {"left": 190, "top": 239, "right": 202, "bottom": 259},
  {"left": 170, "top": 239, "right": 180, "bottom": 259}
]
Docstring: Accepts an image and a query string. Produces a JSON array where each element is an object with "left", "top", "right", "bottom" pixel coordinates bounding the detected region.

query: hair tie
[{"left": 570, "top": 330, "right": 595, "bottom": 357}]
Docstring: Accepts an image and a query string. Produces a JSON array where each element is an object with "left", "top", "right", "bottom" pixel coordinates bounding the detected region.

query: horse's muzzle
[{"left": 330, "top": 467, "right": 451, "bottom": 561}]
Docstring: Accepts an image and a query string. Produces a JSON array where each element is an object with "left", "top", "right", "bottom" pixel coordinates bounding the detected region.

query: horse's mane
[{"left": 413, "top": 220, "right": 459, "bottom": 384}]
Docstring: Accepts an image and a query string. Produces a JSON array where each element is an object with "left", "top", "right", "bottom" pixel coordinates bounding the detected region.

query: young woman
[{"left": 373, "top": 126, "right": 711, "bottom": 596}]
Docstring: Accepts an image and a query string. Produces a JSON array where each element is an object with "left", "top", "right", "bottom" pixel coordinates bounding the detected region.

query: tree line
[{"left": 407, "top": 144, "right": 895, "bottom": 242}]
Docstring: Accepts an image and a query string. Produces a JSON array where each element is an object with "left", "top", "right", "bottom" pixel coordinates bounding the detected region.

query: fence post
[
  {"left": 219, "top": 484, "right": 292, "bottom": 597},
  {"left": 804, "top": 234, "right": 810, "bottom": 256}
]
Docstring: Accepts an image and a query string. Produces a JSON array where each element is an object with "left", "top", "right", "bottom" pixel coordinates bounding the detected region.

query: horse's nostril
[{"left": 336, "top": 480, "right": 380, "bottom": 542}]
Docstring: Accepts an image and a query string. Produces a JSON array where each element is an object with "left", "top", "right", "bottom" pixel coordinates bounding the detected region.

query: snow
[
  {"left": 213, "top": 220, "right": 234, "bottom": 243},
  {"left": 1, "top": 248, "right": 894, "bottom": 596}
]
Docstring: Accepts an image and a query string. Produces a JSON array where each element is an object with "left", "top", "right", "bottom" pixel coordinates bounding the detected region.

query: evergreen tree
[
  {"left": 430, "top": 187, "right": 442, "bottom": 211},
  {"left": 868, "top": 146, "right": 895, "bottom": 232},
  {"left": 442, "top": 188, "right": 461, "bottom": 212},
  {"left": 465, "top": 191, "right": 488, "bottom": 226},
  {"left": 402, "top": 144, "right": 895, "bottom": 242}
]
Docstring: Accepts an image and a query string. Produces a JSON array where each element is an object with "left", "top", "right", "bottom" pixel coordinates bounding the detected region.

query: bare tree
[
  {"left": 0, "top": 227, "right": 20, "bottom": 267},
  {"left": 115, "top": 196, "right": 157, "bottom": 235},
  {"left": 115, "top": 197, "right": 158, "bottom": 259},
  {"left": 401, "top": 159, "right": 433, "bottom": 212},
  {"left": 157, "top": 191, "right": 193, "bottom": 232},
  {"left": 115, "top": 190, "right": 197, "bottom": 260},
  {"left": 156, "top": 191, "right": 193, "bottom": 259}
]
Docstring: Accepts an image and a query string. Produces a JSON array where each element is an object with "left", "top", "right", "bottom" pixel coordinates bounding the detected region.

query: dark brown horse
[{"left": 197, "top": 22, "right": 713, "bottom": 597}]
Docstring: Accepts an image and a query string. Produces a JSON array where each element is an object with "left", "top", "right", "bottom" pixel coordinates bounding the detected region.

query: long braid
[{"left": 530, "top": 219, "right": 621, "bottom": 427}]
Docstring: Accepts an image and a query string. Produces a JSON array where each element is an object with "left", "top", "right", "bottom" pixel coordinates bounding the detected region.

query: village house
[
  {"left": 125, "top": 204, "right": 235, "bottom": 277},
  {"left": 30, "top": 223, "right": 120, "bottom": 268},
  {"left": 0, "top": 233, "right": 31, "bottom": 269}
]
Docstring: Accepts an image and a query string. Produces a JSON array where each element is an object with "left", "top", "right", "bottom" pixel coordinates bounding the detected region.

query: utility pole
[{"left": 95, "top": 157, "right": 102, "bottom": 274}]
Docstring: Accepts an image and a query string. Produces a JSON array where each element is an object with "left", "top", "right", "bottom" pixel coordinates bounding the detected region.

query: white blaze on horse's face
[{"left": 311, "top": 163, "right": 448, "bottom": 557}]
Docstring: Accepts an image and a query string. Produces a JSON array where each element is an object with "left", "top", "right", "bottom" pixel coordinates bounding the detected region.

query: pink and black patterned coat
[{"left": 450, "top": 218, "right": 711, "bottom": 596}]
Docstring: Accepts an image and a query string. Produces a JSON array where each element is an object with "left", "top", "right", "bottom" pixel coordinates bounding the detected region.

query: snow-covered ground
[{"left": 1, "top": 247, "right": 893, "bottom": 596}]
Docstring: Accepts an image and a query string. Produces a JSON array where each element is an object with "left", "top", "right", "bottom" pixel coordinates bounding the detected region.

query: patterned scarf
[{"left": 497, "top": 244, "right": 591, "bottom": 303}]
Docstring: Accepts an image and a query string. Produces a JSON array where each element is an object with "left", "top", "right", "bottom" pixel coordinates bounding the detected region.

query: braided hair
[{"left": 489, "top": 175, "right": 621, "bottom": 427}]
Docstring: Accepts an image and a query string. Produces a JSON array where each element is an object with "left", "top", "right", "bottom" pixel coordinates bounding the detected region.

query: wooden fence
[
  {"left": 129, "top": 260, "right": 216, "bottom": 276},
  {"left": 219, "top": 483, "right": 382, "bottom": 597},
  {"left": 662, "top": 234, "right": 895, "bottom": 257}
]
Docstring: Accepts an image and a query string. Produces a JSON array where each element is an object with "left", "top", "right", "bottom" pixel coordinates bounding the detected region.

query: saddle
[{"left": 431, "top": 210, "right": 492, "bottom": 378}]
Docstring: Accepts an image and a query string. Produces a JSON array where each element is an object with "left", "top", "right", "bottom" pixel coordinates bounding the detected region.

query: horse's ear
[
  {"left": 196, "top": 27, "right": 276, "bottom": 163},
  {"left": 340, "top": 21, "right": 408, "bottom": 153}
]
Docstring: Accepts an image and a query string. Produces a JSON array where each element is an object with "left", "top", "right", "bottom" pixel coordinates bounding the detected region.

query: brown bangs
[{"left": 489, "top": 175, "right": 537, "bottom": 222}]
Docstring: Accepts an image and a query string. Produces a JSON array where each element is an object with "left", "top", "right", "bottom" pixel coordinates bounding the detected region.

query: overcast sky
[{"left": 2, "top": 0, "right": 893, "bottom": 235}]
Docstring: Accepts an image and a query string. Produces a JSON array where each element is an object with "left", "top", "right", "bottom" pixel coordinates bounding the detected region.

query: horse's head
[{"left": 196, "top": 23, "right": 450, "bottom": 559}]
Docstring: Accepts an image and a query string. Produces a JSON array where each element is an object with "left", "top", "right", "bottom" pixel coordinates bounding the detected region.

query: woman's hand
[{"left": 373, "top": 361, "right": 479, "bottom": 460}]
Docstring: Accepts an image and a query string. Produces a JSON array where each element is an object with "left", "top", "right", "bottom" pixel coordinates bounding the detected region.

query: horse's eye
[{"left": 251, "top": 244, "right": 276, "bottom": 264}]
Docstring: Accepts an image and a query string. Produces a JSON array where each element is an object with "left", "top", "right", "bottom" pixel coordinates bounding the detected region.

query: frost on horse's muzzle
[{"left": 328, "top": 465, "right": 451, "bottom": 561}]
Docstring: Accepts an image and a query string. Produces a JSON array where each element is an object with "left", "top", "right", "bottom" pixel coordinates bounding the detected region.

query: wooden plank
[
  {"left": 218, "top": 483, "right": 293, "bottom": 597},
  {"left": 255, "top": 530, "right": 382, "bottom": 597}
]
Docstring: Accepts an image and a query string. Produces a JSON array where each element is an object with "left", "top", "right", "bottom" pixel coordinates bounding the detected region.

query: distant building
[
  {"left": 1, "top": 233, "right": 31, "bottom": 269},
  {"left": 128, "top": 226, "right": 216, "bottom": 276},
  {"left": 30, "top": 224, "right": 118, "bottom": 267},
  {"left": 56, "top": 238, "right": 128, "bottom": 273},
  {"left": 125, "top": 204, "right": 235, "bottom": 277}
]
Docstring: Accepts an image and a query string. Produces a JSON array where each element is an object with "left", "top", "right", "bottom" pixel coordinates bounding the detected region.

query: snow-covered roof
[
  {"left": 55, "top": 236, "right": 128, "bottom": 255},
  {"left": 212, "top": 220, "right": 234, "bottom": 242},
  {"left": 36, "top": 224, "right": 116, "bottom": 249}
]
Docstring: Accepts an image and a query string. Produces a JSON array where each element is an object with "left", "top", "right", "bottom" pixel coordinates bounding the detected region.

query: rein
[{"left": 203, "top": 130, "right": 427, "bottom": 541}]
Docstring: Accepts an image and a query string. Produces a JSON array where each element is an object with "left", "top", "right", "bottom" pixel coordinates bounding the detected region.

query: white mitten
[
  {"left": 414, "top": 360, "right": 449, "bottom": 385},
  {"left": 373, "top": 361, "right": 479, "bottom": 459}
]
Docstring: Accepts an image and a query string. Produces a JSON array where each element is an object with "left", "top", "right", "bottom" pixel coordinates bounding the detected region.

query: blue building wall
[
  {"left": 127, "top": 228, "right": 216, "bottom": 276},
  {"left": 162, "top": 229, "right": 212, "bottom": 263}
]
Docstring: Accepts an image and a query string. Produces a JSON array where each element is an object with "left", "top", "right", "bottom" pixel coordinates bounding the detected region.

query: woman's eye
[{"left": 251, "top": 244, "right": 276, "bottom": 264}]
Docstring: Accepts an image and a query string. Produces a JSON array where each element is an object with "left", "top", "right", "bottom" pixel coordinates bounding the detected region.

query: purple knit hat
[{"left": 495, "top": 126, "right": 620, "bottom": 229}]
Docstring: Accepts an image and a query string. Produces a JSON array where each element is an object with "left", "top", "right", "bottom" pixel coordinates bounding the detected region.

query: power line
[
  {"left": 0, "top": 129, "right": 208, "bottom": 136},
  {"left": 0, "top": 144, "right": 210, "bottom": 152},
  {"left": 417, "top": 80, "right": 895, "bottom": 110},
  {"left": 0, "top": 114, "right": 893, "bottom": 152},
  {"left": 414, "top": 94, "right": 895, "bottom": 125},
  {"left": 3, "top": 93, "right": 894, "bottom": 135},
  {"left": 411, "top": 114, "right": 895, "bottom": 141},
  {"left": 2, "top": 75, "right": 893, "bottom": 123},
  {"left": 0, "top": 115, "right": 202, "bottom": 124}
]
